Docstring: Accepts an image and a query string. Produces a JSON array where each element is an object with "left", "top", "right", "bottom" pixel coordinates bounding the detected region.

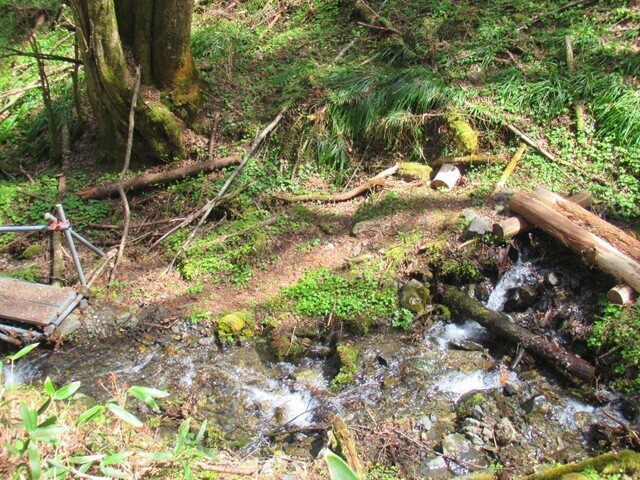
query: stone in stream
[
  {"left": 503, "top": 285, "right": 539, "bottom": 312},
  {"left": 441, "top": 433, "right": 487, "bottom": 472},
  {"left": 494, "top": 417, "right": 516, "bottom": 445},
  {"left": 462, "top": 215, "right": 492, "bottom": 240},
  {"left": 399, "top": 279, "right": 431, "bottom": 316}
]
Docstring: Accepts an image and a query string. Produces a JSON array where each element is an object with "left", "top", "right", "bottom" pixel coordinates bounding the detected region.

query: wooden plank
[{"left": 0, "top": 277, "right": 79, "bottom": 326}]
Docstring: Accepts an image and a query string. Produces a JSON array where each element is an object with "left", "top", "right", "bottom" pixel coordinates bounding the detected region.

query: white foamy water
[
  {"left": 434, "top": 370, "right": 501, "bottom": 400},
  {"left": 486, "top": 259, "right": 536, "bottom": 311},
  {"left": 432, "top": 320, "right": 487, "bottom": 350},
  {"left": 245, "top": 379, "right": 316, "bottom": 427},
  {"left": 557, "top": 399, "right": 596, "bottom": 428},
  {"left": 2, "top": 359, "right": 37, "bottom": 388}
]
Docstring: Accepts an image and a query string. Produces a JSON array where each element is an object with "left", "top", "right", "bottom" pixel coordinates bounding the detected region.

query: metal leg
[
  {"left": 70, "top": 229, "right": 106, "bottom": 257},
  {"left": 56, "top": 204, "right": 86, "bottom": 287}
]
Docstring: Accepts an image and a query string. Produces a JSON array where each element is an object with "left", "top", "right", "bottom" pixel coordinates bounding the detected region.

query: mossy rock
[
  {"left": 398, "top": 162, "right": 433, "bottom": 183},
  {"left": 524, "top": 450, "right": 640, "bottom": 479},
  {"left": 21, "top": 244, "right": 44, "bottom": 260},
  {"left": 455, "top": 390, "right": 488, "bottom": 418},
  {"left": 268, "top": 331, "right": 305, "bottom": 361},
  {"left": 216, "top": 311, "right": 253, "bottom": 344},
  {"left": 331, "top": 343, "right": 359, "bottom": 390},
  {"left": 447, "top": 111, "right": 478, "bottom": 153},
  {"left": 399, "top": 279, "right": 431, "bottom": 316},
  {"left": 251, "top": 233, "right": 268, "bottom": 256}
]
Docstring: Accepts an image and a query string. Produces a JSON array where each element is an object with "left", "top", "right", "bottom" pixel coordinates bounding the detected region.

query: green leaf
[
  {"left": 37, "top": 416, "right": 58, "bottom": 429},
  {"left": 31, "top": 425, "right": 64, "bottom": 443},
  {"left": 106, "top": 403, "right": 143, "bottom": 428},
  {"left": 174, "top": 419, "right": 190, "bottom": 453},
  {"left": 37, "top": 398, "right": 52, "bottom": 416},
  {"left": 323, "top": 449, "right": 359, "bottom": 480},
  {"left": 128, "top": 386, "right": 169, "bottom": 410},
  {"left": 139, "top": 451, "right": 173, "bottom": 461},
  {"left": 44, "top": 377, "right": 56, "bottom": 396},
  {"left": 53, "top": 381, "right": 81, "bottom": 400},
  {"left": 75, "top": 405, "right": 104, "bottom": 426},
  {"left": 195, "top": 419, "right": 207, "bottom": 445},
  {"left": 99, "top": 465, "right": 130, "bottom": 479},
  {"left": 182, "top": 462, "right": 195, "bottom": 480},
  {"left": 101, "top": 451, "right": 131, "bottom": 466},
  {"left": 69, "top": 454, "right": 104, "bottom": 464},
  {"left": 27, "top": 441, "right": 42, "bottom": 480},
  {"left": 6, "top": 342, "right": 39, "bottom": 361},
  {"left": 20, "top": 402, "right": 38, "bottom": 433},
  {"left": 6, "top": 439, "right": 26, "bottom": 455}
]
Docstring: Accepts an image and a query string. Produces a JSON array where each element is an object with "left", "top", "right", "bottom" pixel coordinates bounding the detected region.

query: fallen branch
[
  {"left": 110, "top": 67, "right": 141, "bottom": 282},
  {"left": 517, "top": 0, "right": 593, "bottom": 31},
  {"left": 273, "top": 164, "right": 398, "bottom": 203},
  {"left": 77, "top": 155, "right": 240, "bottom": 199},
  {"left": 492, "top": 144, "right": 527, "bottom": 195},
  {"left": 442, "top": 285, "right": 596, "bottom": 381},
  {"left": 506, "top": 124, "right": 556, "bottom": 162},
  {"left": 163, "top": 108, "right": 287, "bottom": 273}
]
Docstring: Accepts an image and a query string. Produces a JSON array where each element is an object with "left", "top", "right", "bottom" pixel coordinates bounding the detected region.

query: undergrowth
[{"left": 588, "top": 301, "right": 640, "bottom": 392}]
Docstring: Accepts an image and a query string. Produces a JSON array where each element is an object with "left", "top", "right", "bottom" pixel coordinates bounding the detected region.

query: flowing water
[{"left": 4, "top": 256, "right": 622, "bottom": 477}]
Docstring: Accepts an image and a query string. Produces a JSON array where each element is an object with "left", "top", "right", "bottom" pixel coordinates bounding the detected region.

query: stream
[{"left": 3, "top": 252, "right": 627, "bottom": 478}]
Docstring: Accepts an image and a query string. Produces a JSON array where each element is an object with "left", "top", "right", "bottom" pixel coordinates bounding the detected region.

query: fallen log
[
  {"left": 431, "top": 154, "right": 504, "bottom": 169},
  {"left": 273, "top": 164, "right": 398, "bottom": 203},
  {"left": 442, "top": 285, "right": 596, "bottom": 382},
  {"left": 493, "top": 191, "right": 592, "bottom": 239},
  {"left": 509, "top": 191, "right": 640, "bottom": 292},
  {"left": 77, "top": 155, "right": 240, "bottom": 200},
  {"left": 532, "top": 187, "right": 640, "bottom": 262}
]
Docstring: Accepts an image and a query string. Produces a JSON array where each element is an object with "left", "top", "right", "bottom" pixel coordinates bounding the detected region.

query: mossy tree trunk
[{"left": 70, "top": 0, "right": 202, "bottom": 165}]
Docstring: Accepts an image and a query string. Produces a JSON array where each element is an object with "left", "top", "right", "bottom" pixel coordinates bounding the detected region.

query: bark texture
[{"left": 70, "top": 0, "right": 202, "bottom": 164}]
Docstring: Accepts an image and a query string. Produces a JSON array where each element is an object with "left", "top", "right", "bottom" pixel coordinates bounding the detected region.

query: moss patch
[
  {"left": 447, "top": 111, "right": 478, "bottom": 153},
  {"left": 331, "top": 343, "right": 359, "bottom": 390},
  {"left": 216, "top": 311, "right": 254, "bottom": 344}
]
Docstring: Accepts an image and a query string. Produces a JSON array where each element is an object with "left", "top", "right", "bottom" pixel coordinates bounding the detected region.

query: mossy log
[
  {"left": 330, "top": 416, "right": 363, "bottom": 475},
  {"left": 509, "top": 189, "right": 640, "bottom": 292},
  {"left": 442, "top": 285, "right": 596, "bottom": 382},
  {"left": 431, "top": 155, "right": 504, "bottom": 169},
  {"left": 77, "top": 155, "right": 239, "bottom": 199},
  {"left": 493, "top": 191, "right": 592, "bottom": 239},
  {"left": 523, "top": 450, "right": 640, "bottom": 479}
]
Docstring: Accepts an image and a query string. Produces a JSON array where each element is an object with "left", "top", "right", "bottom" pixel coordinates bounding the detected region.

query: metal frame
[{"left": 0, "top": 204, "right": 105, "bottom": 287}]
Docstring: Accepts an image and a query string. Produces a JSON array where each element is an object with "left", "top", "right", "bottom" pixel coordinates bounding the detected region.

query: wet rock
[
  {"left": 441, "top": 433, "right": 487, "bottom": 471},
  {"left": 418, "top": 456, "right": 448, "bottom": 478},
  {"left": 503, "top": 285, "right": 539, "bottom": 312},
  {"left": 462, "top": 216, "right": 492, "bottom": 240},
  {"left": 449, "top": 340, "right": 485, "bottom": 352},
  {"left": 545, "top": 272, "right": 561, "bottom": 287},
  {"left": 523, "top": 394, "right": 551, "bottom": 415},
  {"left": 456, "top": 391, "right": 489, "bottom": 419},
  {"left": 138, "top": 305, "right": 165, "bottom": 324},
  {"left": 416, "top": 415, "right": 432, "bottom": 431},
  {"left": 621, "top": 392, "right": 640, "bottom": 424},
  {"left": 474, "top": 281, "right": 493, "bottom": 302},
  {"left": 495, "top": 417, "right": 516, "bottom": 445},
  {"left": 503, "top": 383, "right": 519, "bottom": 397},
  {"left": 399, "top": 279, "right": 431, "bottom": 316}
]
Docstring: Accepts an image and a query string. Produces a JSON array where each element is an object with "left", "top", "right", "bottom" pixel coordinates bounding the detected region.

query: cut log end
[
  {"left": 430, "top": 164, "right": 461, "bottom": 190},
  {"left": 606, "top": 285, "right": 635, "bottom": 306}
]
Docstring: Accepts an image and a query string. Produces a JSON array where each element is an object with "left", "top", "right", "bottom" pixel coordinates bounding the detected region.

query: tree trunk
[
  {"left": 70, "top": 0, "right": 202, "bottom": 165},
  {"left": 509, "top": 190, "right": 640, "bottom": 292},
  {"left": 442, "top": 285, "right": 596, "bottom": 382}
]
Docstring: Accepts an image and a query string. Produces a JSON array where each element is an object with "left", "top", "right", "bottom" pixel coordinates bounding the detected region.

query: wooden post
[
  {"left": 430, "top": 164, "right": 461, "bottom": 190},
  {"left": 492, "top": 144, "right": 527, "bottom": 195},
  {"left": 493, "top": 191, "right": 591, "bottom": 239},
  {"left": 509, "top": 191, "right": 640, "bottom": 292}
]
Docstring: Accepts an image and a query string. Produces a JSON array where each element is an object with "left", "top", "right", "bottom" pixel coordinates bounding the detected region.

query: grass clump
[
  {"left": 588, "top": 301, "right": 640, "bottom": 392},
  {"left": 281, "top": 267, "right": 401, "bottom": 333}
]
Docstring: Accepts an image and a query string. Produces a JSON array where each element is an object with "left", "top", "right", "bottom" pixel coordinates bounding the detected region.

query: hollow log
[
  {"left": 430, "top": 164, "right": 461, "bottom": 190},
  {"left": 77, "top": 155, "right": 240, "bottom": 199},
  {"left": 493, "top": 191, "right": 592, "bottom": 239},
  {"left": 606, "top": 285, "right": 635, "bottom": 306},
  {"left": 531, "top": 187, "right": 640, "bottom": 262},
  {"left": 509, "top": 191, "right": 640, "bottom": 292},
  {"left": 442, "top": 285, "right": 596, "bottom": 382}
]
